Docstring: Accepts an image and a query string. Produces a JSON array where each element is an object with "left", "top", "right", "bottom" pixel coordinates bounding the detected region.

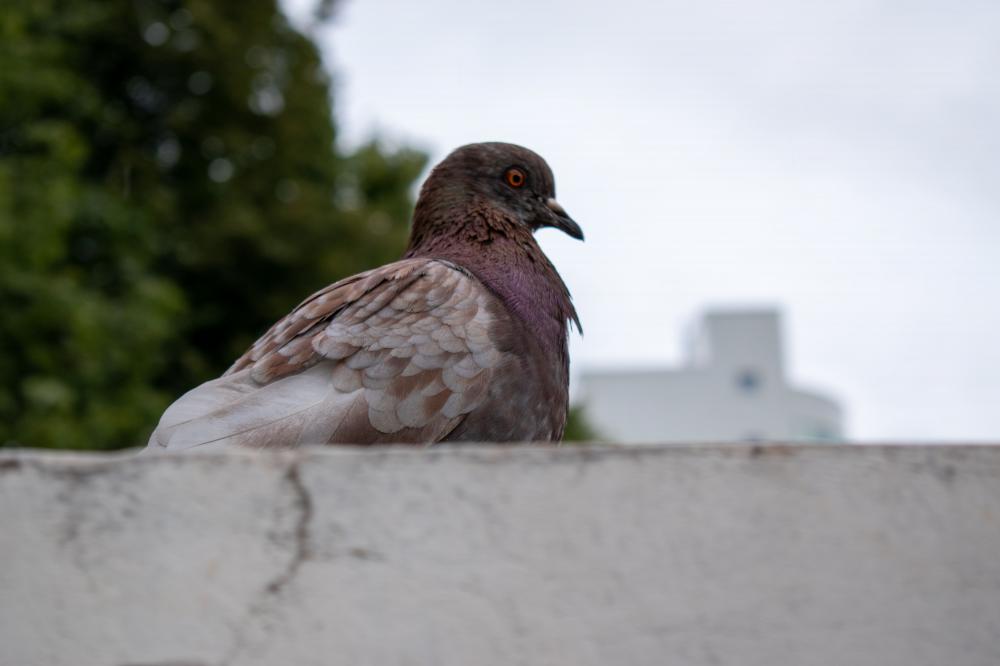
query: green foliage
[
  {"left": 0, "top": 0, "right": 427, "bottom": 449},
  {"left": 563, "top": 405, "right": 602, "bottom": 443}
]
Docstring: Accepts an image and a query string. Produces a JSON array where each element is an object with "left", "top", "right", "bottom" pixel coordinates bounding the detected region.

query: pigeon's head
[{"left": 417, "top": 142, "right": 584, "bottom": 241}]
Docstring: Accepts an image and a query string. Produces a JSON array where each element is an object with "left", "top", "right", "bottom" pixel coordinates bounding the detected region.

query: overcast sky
[{"left": 286, "top": 0, "right": 1000, "bottom": 441}]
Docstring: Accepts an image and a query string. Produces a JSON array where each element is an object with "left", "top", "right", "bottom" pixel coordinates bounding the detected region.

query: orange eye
[{"left": 504, "top": 168, "right": 526, "bottom": 188}]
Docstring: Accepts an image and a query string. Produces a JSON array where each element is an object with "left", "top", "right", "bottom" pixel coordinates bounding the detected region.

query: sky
[{"left": 285, "top": 0, "right": 1000, "bottom": 441}]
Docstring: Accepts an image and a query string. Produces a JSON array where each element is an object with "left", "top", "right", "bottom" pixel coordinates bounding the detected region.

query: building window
[{"left": 736, "top": 368, "right": 761, "bottom": 393}]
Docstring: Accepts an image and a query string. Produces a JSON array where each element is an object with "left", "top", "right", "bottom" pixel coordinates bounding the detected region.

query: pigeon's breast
[{"left": 443, "top": 296, "right": 569, "bottom": 442}]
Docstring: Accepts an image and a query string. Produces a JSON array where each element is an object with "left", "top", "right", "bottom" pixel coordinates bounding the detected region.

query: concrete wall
[{"left": 2, "top": 444, "right": 1000, "bottom": 666}]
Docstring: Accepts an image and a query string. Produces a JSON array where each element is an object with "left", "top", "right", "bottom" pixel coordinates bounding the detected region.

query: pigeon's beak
[{"left": 542, "top": 197, "right": 584, "bottom": 241}]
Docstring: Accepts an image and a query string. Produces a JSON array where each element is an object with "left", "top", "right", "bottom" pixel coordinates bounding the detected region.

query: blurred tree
[
  {"left": 563, "top": 405, "right": 601, "bottom": 443},
  {"left": 0, "top": 0, "right": 427, "bottom": 449}
]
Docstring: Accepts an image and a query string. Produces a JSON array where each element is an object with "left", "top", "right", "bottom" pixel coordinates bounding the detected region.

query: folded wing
[{"left": 147, "top": 259, "right": 507, "bottom": 451}]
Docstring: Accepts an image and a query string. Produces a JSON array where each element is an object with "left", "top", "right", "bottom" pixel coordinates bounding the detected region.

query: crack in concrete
[
  {"left": 218, "top": 459, "right": 315, "bottom": 666},
  {"left": 264, "top": 460, "right": 314, "bottom": 595}
]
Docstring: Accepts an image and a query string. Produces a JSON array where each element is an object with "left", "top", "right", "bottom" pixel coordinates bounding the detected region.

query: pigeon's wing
[{"left": 146, "top": 258, "right": 509, "bottom": 451}]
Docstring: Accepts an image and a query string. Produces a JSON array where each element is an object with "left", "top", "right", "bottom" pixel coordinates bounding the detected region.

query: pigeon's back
[{"left": 146, "top": 257, "right": 562, "bottom": 451}]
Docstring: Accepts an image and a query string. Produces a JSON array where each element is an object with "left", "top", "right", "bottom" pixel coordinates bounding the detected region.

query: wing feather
[{"left": 146, "top": 258, "right": 510, "bottom": 451}]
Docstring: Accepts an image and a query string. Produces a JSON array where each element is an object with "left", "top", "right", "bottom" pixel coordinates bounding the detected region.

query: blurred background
[{"left": 2, "top": 0, "right": 998, "bottom": 450}]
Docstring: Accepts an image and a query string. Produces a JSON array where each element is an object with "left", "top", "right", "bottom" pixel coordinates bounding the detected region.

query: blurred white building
[{"left": 578, "top": 310, "right": 844, "bottom": 443}]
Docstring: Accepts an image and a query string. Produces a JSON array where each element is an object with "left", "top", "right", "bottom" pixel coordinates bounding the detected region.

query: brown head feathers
[{"left": 404, "top": 142, "right": 582, "bottom": 336}]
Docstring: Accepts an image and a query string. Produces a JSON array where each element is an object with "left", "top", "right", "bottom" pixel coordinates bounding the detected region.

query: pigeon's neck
[{"left": 404, "top": 200, "right": 579, "bottom": 351}]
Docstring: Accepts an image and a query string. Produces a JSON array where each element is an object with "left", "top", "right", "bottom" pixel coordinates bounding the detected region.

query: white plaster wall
[{"left": 2, "top": 444, "right": 999, "bottom": 666}]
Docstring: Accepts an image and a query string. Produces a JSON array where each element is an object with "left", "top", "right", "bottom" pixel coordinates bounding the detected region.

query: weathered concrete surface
[{"left": 2, "top": 444, "right": 999, "bottom": 666}]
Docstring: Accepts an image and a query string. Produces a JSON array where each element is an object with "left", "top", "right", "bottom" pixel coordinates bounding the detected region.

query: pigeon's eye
[{"left": 504, "top": 168, "right": 526, "bottom": 188}]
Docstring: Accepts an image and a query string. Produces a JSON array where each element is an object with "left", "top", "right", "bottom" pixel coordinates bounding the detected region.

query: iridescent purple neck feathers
[{"left": 404, "top": 197, "right": 580, "bottom": 351}]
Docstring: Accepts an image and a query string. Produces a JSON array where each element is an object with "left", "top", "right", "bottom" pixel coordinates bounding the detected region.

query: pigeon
[{"left": 146, "top": 142, "right": 583, "bottom": 451}]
